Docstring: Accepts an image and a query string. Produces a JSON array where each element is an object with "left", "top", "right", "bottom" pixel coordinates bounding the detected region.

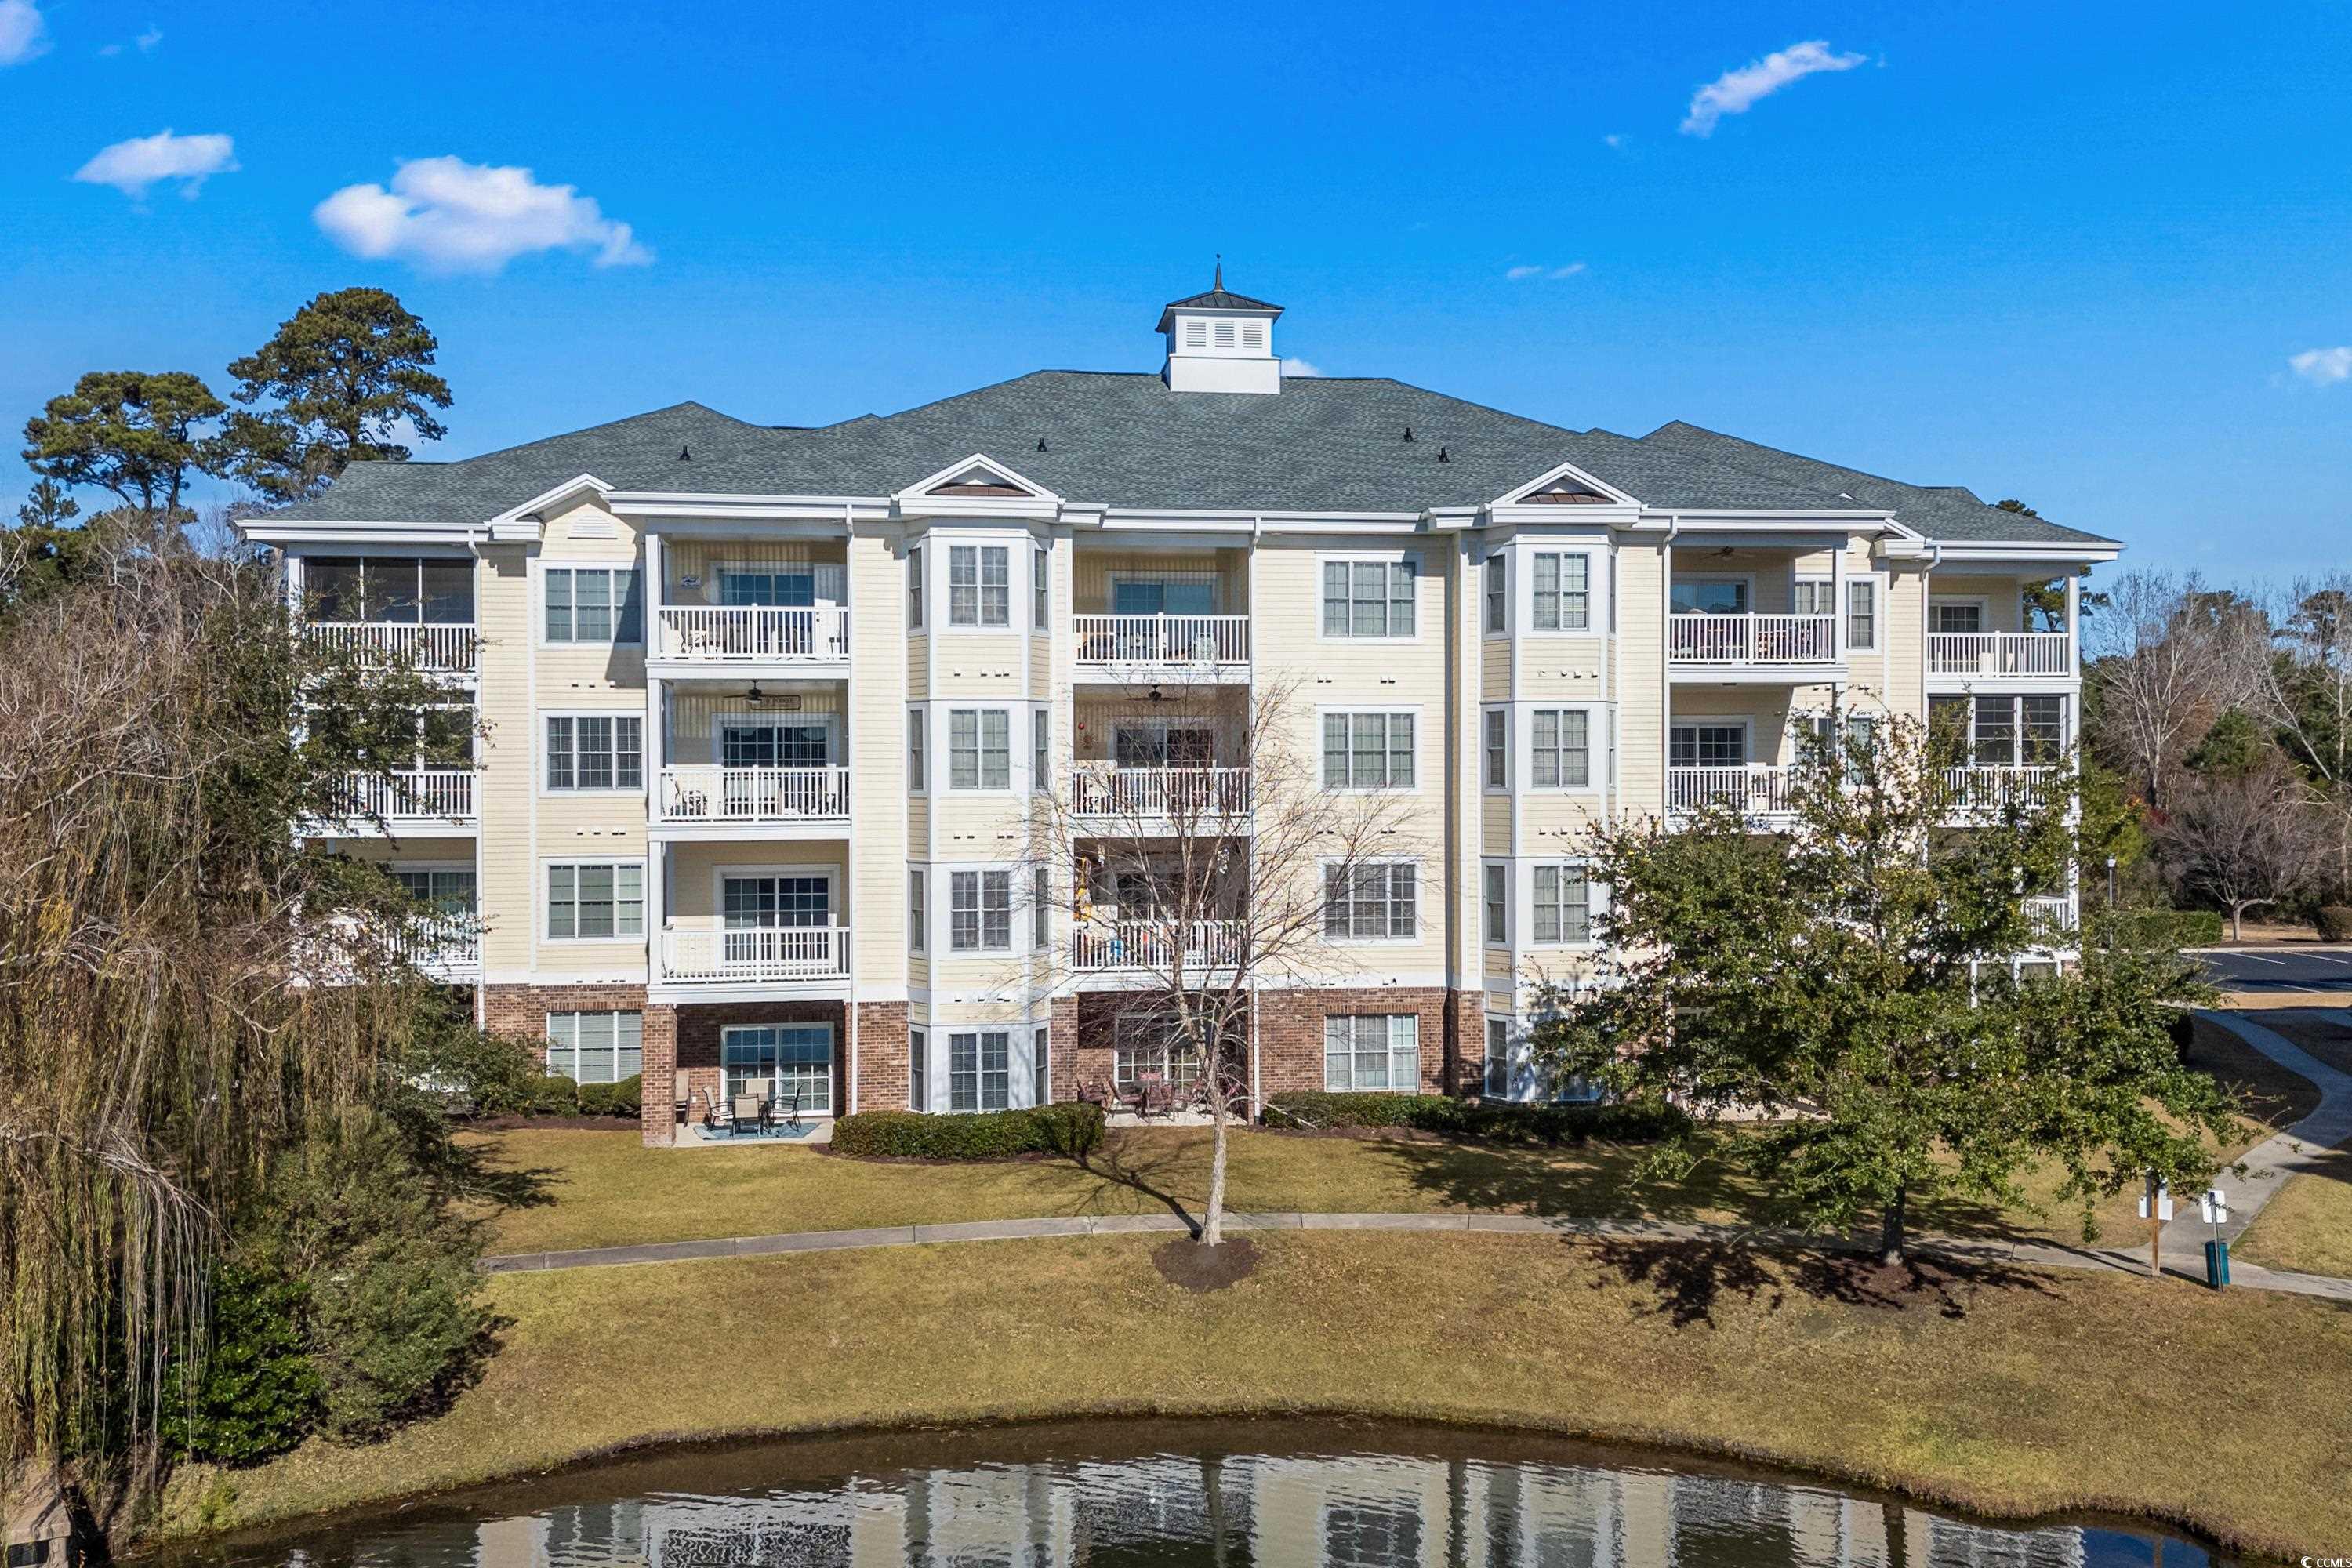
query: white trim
[
  {"left": 1318, "top": 855, "right": 1424, "bottom": 945},
  {"left": 535, "top": 559, "right": 647, "bottom": 649},
  {"left": 1313, "top": 550, "right": 1428, "bottom": 644},
  {"left": 539, "top": 708, "right": 648, "bottom": 797},
  {"left": 940, "top": 539, "right": 1020, "bottom": 633},
  {"left": 938, "top": 702, "right": 1019, "bottom": 795},
  {"left": 710, "top": 862, "right": 844, "bottom": 934},
  {"left": 1521, "top": 545, "right": 1603, "bottom": 637},
  {"left": 717, "top": 1019, "right": 838, "bottom": 1117},
  {"left": 1524, "top": 703, "right": 1605, "bottom": 794},
  {"left": 1524, "top": 857, "right": 1603, "bottom": 950},
  {"left": 1314, "top": 704, "right": 1428, "bottom": 795},
  {"left": 1489, "top": 456, "right": 1643, "bottom": 511},
  {"left": 488, "top": 473, "right": 615, "bottom": 530},
  {"left": 539, "top": 856, "right": 649, "bottom": 946}
]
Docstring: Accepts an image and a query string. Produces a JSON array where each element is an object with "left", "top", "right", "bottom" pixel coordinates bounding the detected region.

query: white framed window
[
  {"left": 1483, "top": 1016, "right": 1513, "bottom": 1098},
  {"left": 949, "top": 1029, "right": 1010, "bottom": 1111},
  {"left": 1320, "top": 557, "right": 1417, "bottom": 639},
  {"left": 546, "top": 861, "right": 644, "bottom": 940},
  {"left": 1323, "top": 1014, "right": 1420, "bottom": 1092},
  {"left": 1530, "top": 552, "right": 1591, "bottom": 632},
  {"left": 304, "top": 554, "right": 474, "bottom": 625},
  {"left": 715, "top": 714, "right": 834, "bottom": 768},
  {"left": 948, "top": 544, "right": 1010, "bottom": 627},
  {"left": 950, "top": 869, "right": 1014, "bottom": 951},
  {"left": 949, "top": 708, "right": 1011, "bottom": 789},
  {"left": 1323, "top": 861, "right": 1417, "bottom": 940},
  {"left": 1033, "top": 544, "right": 1049, "bottom": 630},
  {"left": 909, "top": 709, "right": 926, "bottom": 792},
  {"left": 906, "top": 545, "right": 924, "bottom": 631},
  {"left": 723, "top": 1023, "right": 833, "bottom": 1114},
  {"left": 1113, "top": 1014, "right": 1197, "bottom": 1092},
  {"left": 1846, "top": 579, "right": 1878, "bottom": 652},
  {"left": 1532, "top": 863, "right": 1594, "bottom": 945},
  {"left": 546, "top": 1011, "right": 643, "bottom": 1083},
  {"left": 1483, "top": 709, "right": 1508, "bottom": 790},
  {"left": 1939, "top": 693, "right": 2067, "bottom": 766},
  {"left": 1483, "top": 554, "right": 1506, "bottom": 633},
  {"left": 545, "top": 713, "right": 643, "bottom": 792},
  {"left": 1671, "top": 577, "right": 1749, "bottom": 615},
  {"left": 1671, "top": 721, "right": 1749, "bottom": 768},
  {"left": 1033, "top": 867, "right": 1051, "bottom": 949},
  {"left": 1033, "top": 710, "right": 1049, "bottom": 790},
  {"left": 391, "top": 865, "right": 476, "bottom": 915},
  {"left": 909, "top": 869, "right": 926, "bottom": 953},
  {"left": 1321, "top": 711, "right": 1415, "bottom": 789},
  {"left": 1791, "top": 578, "right": 1835, "bottom": 615},
  {"left": 909, "top": 1028, "right": 927, "bottom": 1110},
  {"left": 1530, "top": 709, "right": 1592, "bottom": 789},
  {"left": 1483, "top": 862, "right": 1508, "bottom": 946},
  {"left": 1932, "top": 599, "right": 1986, "bottom": 634},
  {"left": 543, "top": 566, "right": 643, "bottom": 644},
  {"left": 1033, "top": 1026, "right": 1050, "bottom": 1106}
]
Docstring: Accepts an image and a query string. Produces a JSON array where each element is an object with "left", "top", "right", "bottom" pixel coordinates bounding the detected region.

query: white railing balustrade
[
  {"left": 2024, "top": 895, "right": 2078, "bottom": 940},
  {"left": 659, "top": 765, "right": 851, "bottom": 823},
  {"left": 1073, "top": 919, "right": 1248, "bottom": 971},
  {"left": 1073, "top": 614, "right": 1250, "bottom": 667},
  {"left": 1667, "top": 764, "right": 1798, "bottom": 815},
  {"left": 336, "top": 768, "right": 475, "bottom": 822},
  {"left": 1667, "top": 612, "right": 1838, "bottom": 666},
  {"left": 1927, "top": 632, "right": 2072, "bottom": 678},
  {"left": 305, "top": 622, "right": 478, "bottom": 673},
  {"left": 396, "top": 916, "right": 482, "bottom": 975},
  {"left": 1070, "top": 765, "right": 1251, "bottom": 820},
  {"left": 1946, "top": 765, "right": 2061, "bottom": 813},
  {"left": 656, "top": 605, "right": 850, "bottom": 662},
  {"left": 661, "top": 926, "right": 851, "bottom": 985}
]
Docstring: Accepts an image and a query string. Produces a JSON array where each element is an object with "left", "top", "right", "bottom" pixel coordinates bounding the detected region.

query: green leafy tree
[
  {"left": 16, "top": 478, "right": 78, "bottom": 529},
  {"left": 1534, "top": 714, "right": 2234, "bottom": 1262},
  {"left": 20, "top": 368, "right": 228, "bottom": 513},
  {"left": 158, "top": 1266, "right": 319, "bottom": 1465},
  {"left": 223, "top": 289, "right": 453, "bottom": 503}
]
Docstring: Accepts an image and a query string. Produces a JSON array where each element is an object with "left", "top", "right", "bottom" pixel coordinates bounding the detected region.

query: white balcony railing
[
  {"left": 336, "top": 768, "right": 476, "bottom": 822},
  {"left": 1073, "top": 614, "right": 1250, "bottom": 668},
  {"left": 1928, "top": 632, "right": 2072, "bottom": 679},
  {"left": 655, "top": 606, "right": 849, "bottom": 662},
  {"left": 396, "top": 916, "right": 481, "bottom": 977},
  {"left": 661, "top": 926, "right": 851, "bottom": 986},
  {"left": 1667, "top": 764, "right": 1798, "bottom": 816},
  {"left": 305, "top": 621, "right": 478, "bottom": 673},
  {"left": 2024, "top": 895, "right": 2078, "bottom": 942},
  {"left": 1071, "top": 765, "right": 1251, "bottom": 820},
  {"left": 1668, "top": 612, "right": 1838, "bottom": 666},
  {"left": 1946, "top": 764, "right": 2063, "bottom": 813},
  {"left": 659, "top": 765, "right": 851, "bottom": 824},
  {"left": 1073, "top": 918, "right": 1248, "bottom": 972}
]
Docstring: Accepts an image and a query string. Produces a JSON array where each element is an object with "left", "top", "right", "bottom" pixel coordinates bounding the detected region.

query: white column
[
  {"left": 645, "top": 840, "right": 667, "bottom": 985},
  {"left": 643, "top": 529, "right": 666, "bottom": 659},
  {"left": 2064, "top": 569, "right": 2081, "bottom": 674},
  {"left": 645, "top": 673, "right": 666, "bottom": 824},
  {"left": 1831, "top": 542, "right": 1846, "bottom": 665}
]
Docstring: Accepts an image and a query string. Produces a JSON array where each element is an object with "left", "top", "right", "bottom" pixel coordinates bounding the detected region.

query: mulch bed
[{"left": 1151, "top": 1234, "right": 1260, "bottom": 1293}]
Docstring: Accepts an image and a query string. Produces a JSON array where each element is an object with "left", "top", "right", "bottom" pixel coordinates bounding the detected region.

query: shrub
[
  {"left": 439, "top": 1030, "right": 548, "bottom": 1116},
  {"left": 1262, "top": 1091, "right": 1687, "bottom": 1145},
  {"left": 830, "top": 1103, "right": 1104, "bottom": 1160},
  {"left": 2113, "top": 908, "right": 2226, "bottom": 948},
  {"left": 2316, "top": 906, "right": 2352, "bottom": 942},
  {"left": 526, "top": 1073, "right": 579, "bottom": 1117},
  {"left": 577, "top": 1075, "right": 643, "bottom": 1120},
  {"left": 159, "top": 1263, "right": 319, "bottom": 1465}
]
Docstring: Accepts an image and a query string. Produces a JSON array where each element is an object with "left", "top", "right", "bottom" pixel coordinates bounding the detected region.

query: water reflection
[{"left": 209, "top": 1426, "right": 2215, "bottom": 1568}]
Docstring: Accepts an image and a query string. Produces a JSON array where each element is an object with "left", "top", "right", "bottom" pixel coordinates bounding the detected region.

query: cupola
[{"left": 1156, "top": 262, "right": 1284, "bottom": 394}]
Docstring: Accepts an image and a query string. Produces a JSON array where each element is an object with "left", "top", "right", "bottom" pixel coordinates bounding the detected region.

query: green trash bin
[{"left": 2204, "top": 1238, "right": 2230, "bottom": 1288}]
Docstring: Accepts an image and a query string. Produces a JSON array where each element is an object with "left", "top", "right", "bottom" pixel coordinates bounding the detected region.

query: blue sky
[{"left": 4, "top": 1, "right": 2347, "bottom": 572}]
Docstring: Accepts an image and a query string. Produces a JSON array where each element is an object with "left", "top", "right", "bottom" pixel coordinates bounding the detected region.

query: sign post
[
  {"left": 2136, "top": 1173, "right": 2173, "bottom": 1278},
  {"left": 2198, "top": 1188, "right": 2230, "bottom": 1289}
]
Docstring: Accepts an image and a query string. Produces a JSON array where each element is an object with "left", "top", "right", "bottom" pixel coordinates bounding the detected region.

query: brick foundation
[
  {"left": 852, "top": 1000, "right": 909, "bottom": 1114},
  {"left": 1254, "top": 985, "right": 1455, "bottom": 1097}
]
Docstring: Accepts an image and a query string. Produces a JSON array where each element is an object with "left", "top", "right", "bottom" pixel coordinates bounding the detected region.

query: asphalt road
[{"left": 2194, "top": 945, "right": 2352, "bottom": 993}]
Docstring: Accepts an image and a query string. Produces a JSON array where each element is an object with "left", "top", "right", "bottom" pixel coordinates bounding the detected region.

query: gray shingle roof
[{"left": 263, "top": 374, "right": 2108, "bottom": 551}]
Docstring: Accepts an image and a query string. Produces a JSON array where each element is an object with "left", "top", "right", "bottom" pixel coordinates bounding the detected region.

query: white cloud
[
  {"left": 1279, "top": 358, "right": 1324, "bottom": 377},
  {"left": 1603, "top": 132, "right": 1628, "bottom": 149},
  {"left": 73, "top": 129, "right": 238, "bottom": 200},
  {"left": 1506, "top": 263, "right": 1587, "bottom": 281},
  {"left": 137, "top": 24, "right": 161, "bottom": 49},
  {"left": 2288, "top": 347, "right": 2352, "bottom": 387},
  {"left": 314, "top": 155, "right": 652, "bottom": 274},
  {"left": 1681, "top": 39, "right": 1866, "bottom": 137},
  {"left": 0, "top": 0, "right": 49, "bottom": 65}
]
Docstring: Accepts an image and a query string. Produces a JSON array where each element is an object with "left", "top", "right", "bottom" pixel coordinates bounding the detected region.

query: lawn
[
  {"left": 165, "top": 1230, "right": 2352, "bottom": 1559},
  {"left": 470, "top": 1014, "right": 2308, "bottom": 1260},
  {"left": 2239, "top": 1149, "right": 2352, "bottom": 1278}
]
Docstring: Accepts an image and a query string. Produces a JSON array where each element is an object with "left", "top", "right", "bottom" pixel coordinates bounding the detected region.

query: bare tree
[
  {"left": 2085, "top": 570, "right": 2259, "bottom": 809},
  {"left": 1025, "top": 673, "right": 1414, "bottom": 1249},
  {"left": 2239, "top": 575, "right": 2352, "bottom": 895},
  {"left": 2152, "top": 763, "right": 2326, "bottom": 939}
]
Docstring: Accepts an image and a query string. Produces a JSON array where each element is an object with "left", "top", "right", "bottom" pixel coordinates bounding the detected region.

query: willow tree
[
  {"left": 0, "top": 532, "right": 454, "bottom": 1497},
  {"left": 1534, "top": 713, "right": 2235, "bottom": 1262}
]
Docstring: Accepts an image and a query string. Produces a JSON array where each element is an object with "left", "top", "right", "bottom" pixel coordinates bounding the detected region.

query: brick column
[
  {"left": 640, "top": 1004, "right": 678, "bottom": 1145},
  {"left": 853, "top": 1000, "right": 909, "bottom": 1112}
]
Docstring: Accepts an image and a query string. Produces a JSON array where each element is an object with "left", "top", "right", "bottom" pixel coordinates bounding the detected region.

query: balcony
[
  {"left": 2024, "top": 895, "right": 2078, "bottom": 943},
  {"left": 1073, "top": 615, "right": 1250, "bottom": 680},
  {"left": 395, "top": 916, "right": 481, "bottom": 982},
  {"left": 659, "top": 926, "right": 851, "bottom": 988},
  {"left": 1072, "top": 765, "right": 1251, "bottom": 824},
  {"left": 653, "top": 606, "right": 850, "bottom": 666},
  {"left": 656, "top": 765, "right": 851, "bottom": 827},
  {"left": 1668, "top": 764, "right": 1796, "bottom": 818},
  {"left": 329, "top": 768, "right": 476, "bottom": 829},
  {"left": 1946, "top": 764, "right": 2063, "bottom": 814},
  {"left": 305, "top": 622, "right": 477, "bottom": 674},
  {"left": 1668, "top": 613, "right": 1838, "bottom": 671},
  {"left": 1073, "top": 918, "right": 1248, "bottom": 973},
  {"left": 1928, "top": 633, "right": 2073, "bottom": 681}
]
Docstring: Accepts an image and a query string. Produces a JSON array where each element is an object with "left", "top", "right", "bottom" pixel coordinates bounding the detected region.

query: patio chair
[
  {"left": 772, "top": 1087, "right": 803, "bottom": 1132},
  {"left": 1138, "top": 1069, "right": 1178, "bottom": 1120},
  {"left": 673, "top": 1069, "right": 691, "bottom": 1127},
  {"left": 731, "top": 1094, "right": 767, "bottom": 1134},
  {"left": 696, "top": 1086, "right": 731, "bottom": 1135},
  {"left": 1076, "top": 1079, "right": 1111, "bottom": 1109}
]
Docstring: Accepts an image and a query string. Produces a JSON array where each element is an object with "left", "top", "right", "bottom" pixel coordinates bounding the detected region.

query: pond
[{"left": 172, "top": 1419, "right": 2224, "bottom": 1568}]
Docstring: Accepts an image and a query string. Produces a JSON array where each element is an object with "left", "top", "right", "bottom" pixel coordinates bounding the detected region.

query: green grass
[
  {"left": 2239, "top": 1151, "right": 2352, "bottom": 1278},
  {"left": 165, "top": 1231, "right": 2352, "bottom": 1559}
]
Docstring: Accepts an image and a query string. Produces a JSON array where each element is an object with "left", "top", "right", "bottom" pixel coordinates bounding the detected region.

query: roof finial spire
[{"left": 1213, "top": 254, "right": 1223, "bottom": 291}]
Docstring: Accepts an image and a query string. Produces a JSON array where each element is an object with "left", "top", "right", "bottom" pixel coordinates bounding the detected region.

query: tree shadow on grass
[
  {"left": 1065, "top": 1133, "right": 1205, "bottom": 1236},
  {"left": 438, "top": 1128, "right": 561, "bottom": 1214},
  {"left": 1357, "top": 1134, "right": 1742, "bottom": 1226},
  {"left": 1587, "top": 1234, "right": 2064, "bottom": 1330}
]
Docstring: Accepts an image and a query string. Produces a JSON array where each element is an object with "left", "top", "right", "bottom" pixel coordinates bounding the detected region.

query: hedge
[
  {"left": 2315, "top": 906, "right": 2352, "bottom": 942},
  {"left": 578, "top": 1075, "right": 642, "bottom": 1119},
  {"left": 1262, "top": 1092, "right": 1687, "bottom": 1145},
  {"left": 2114, "top": 909, "right": 2226, "bottom": 948},
  {"left": 829, "top": 1103, "right": 1105, "bottom": 1160},
  {"left": 526, "top": 1075, "right": 580, "bottom": 1117}
]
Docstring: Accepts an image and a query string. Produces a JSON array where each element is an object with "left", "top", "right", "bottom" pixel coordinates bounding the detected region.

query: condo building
[{"left": 240, "top": 274, "right": 2114, "bottom": 1145}]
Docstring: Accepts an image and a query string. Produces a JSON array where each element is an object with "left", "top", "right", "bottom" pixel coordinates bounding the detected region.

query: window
[
  {"left": 909, "top": 869, "right": 926, "bottom": 953},
  {"left": 1033, "top": 868, "right": 1051, "bottom": 949},
  {"left": 546, "top": 714, "right": 643, "bottom": 791},
  {"left": 1530, "top": 710, "right": 1591, "bottom": 789},
  {"left": 906, "top": 546, "right": 924, "bottom": 630},
  {"left": 1933, "top": 601, "right": 1984, "bottom": 634},
  {"left": 1973, "top": 693, "right": 2016, "bottom": 767},
  {"left": 723, "top": 1025, "right": 833, "bottom": 1114},
  {"left": 1033, "top": 546, "right": 1049, "bottom": 629},
  {"left": 1110, "top": 577, "right": 1217, "bottom": 615},
  {"left": 544, "top": 567, "right": 642, "bottom": 644},
  {"left": 949, "top": 1030, "right": 1010, "bottom": 1112},
  {"left": 1670, "top": 579, "right": 1747, "bottom": 615},
  {"left": 1533, "top": 864, "right": 1593, "bottom": 944},
  {"left": 949, "top": 709, "right": 1011, "bottom": 789},
  {"left": 545, "top": 1011, "right": 643, "bottom": 1084},
  {"left": 1484, "top": 710, "right": 1508, "bottom": 789},
  {"left": 1320, "top": 559, "right": 1416, "bottom": 637},
  {"left": 1113, "top": 1014, "right": 1200, "bottom": 1092},
  {"left": 546, "top": 862, "right": 644, "bottom": 939},
  {"left": 1484, "top": 1017, "right": 1513, "bottom": 1098},
  {"left": 1483, "top": 863, "right": 1507, "bottom": 946},
  {"left": 1670, "top": 724, "right": 1748, "bottom": 768},
  {"left": 1484, "top": 554, "right": 1506, "bottom": 633},
  {"left": 1322, "top": 712, "right": 1415, "bottom": 789},
  {"left": 2022, "top": 694, "right": 2066, "bottom": 762},
  {"left": 1033, "top": 710, "right": 1049, "bottom": 789},
  {"left": 909, "top": 710, "right": 926, "bottom": 791},
  {"left": 1791, "top": 579, "right": 1834, "bottom": 615},
  {"left": 1323, "top": 862, "right": 1417, "bottom": 939},
  {"left": 717, "top": 717, "right": 831, "bottom": 768},
  {"left": 391, "top": 866, "right": 476, "bottom": 914},
  {"left": 948, "top": 545, "right": 1009, "bottom": 627},
  {"left": 909, "top": 1029, "right": 927, "bottom": 1110},
  {"left": 950, "top": 869, "right": 1013, "bottom": 951},
  {"left": 1033, "top": 1027, "right": 1050, "bottom": 1106},
  {"left": 1323, "top": 1014, "right": 1421, "bottom": 1092},
  {"left": 307, "top": 556, "right": 474, "bottom": 623},
  {"left": 1951, "top": 694, "right": 2067, "bottom": 765},
  {"left": 717, "top": 566, "right": 816, "bottom": 607},
  {"left": 1530, "top": 553, "right": 1591, "bottom": 631},
  {"left": 1847, "top": 579, "right": 1878, "bottom": 652}
]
